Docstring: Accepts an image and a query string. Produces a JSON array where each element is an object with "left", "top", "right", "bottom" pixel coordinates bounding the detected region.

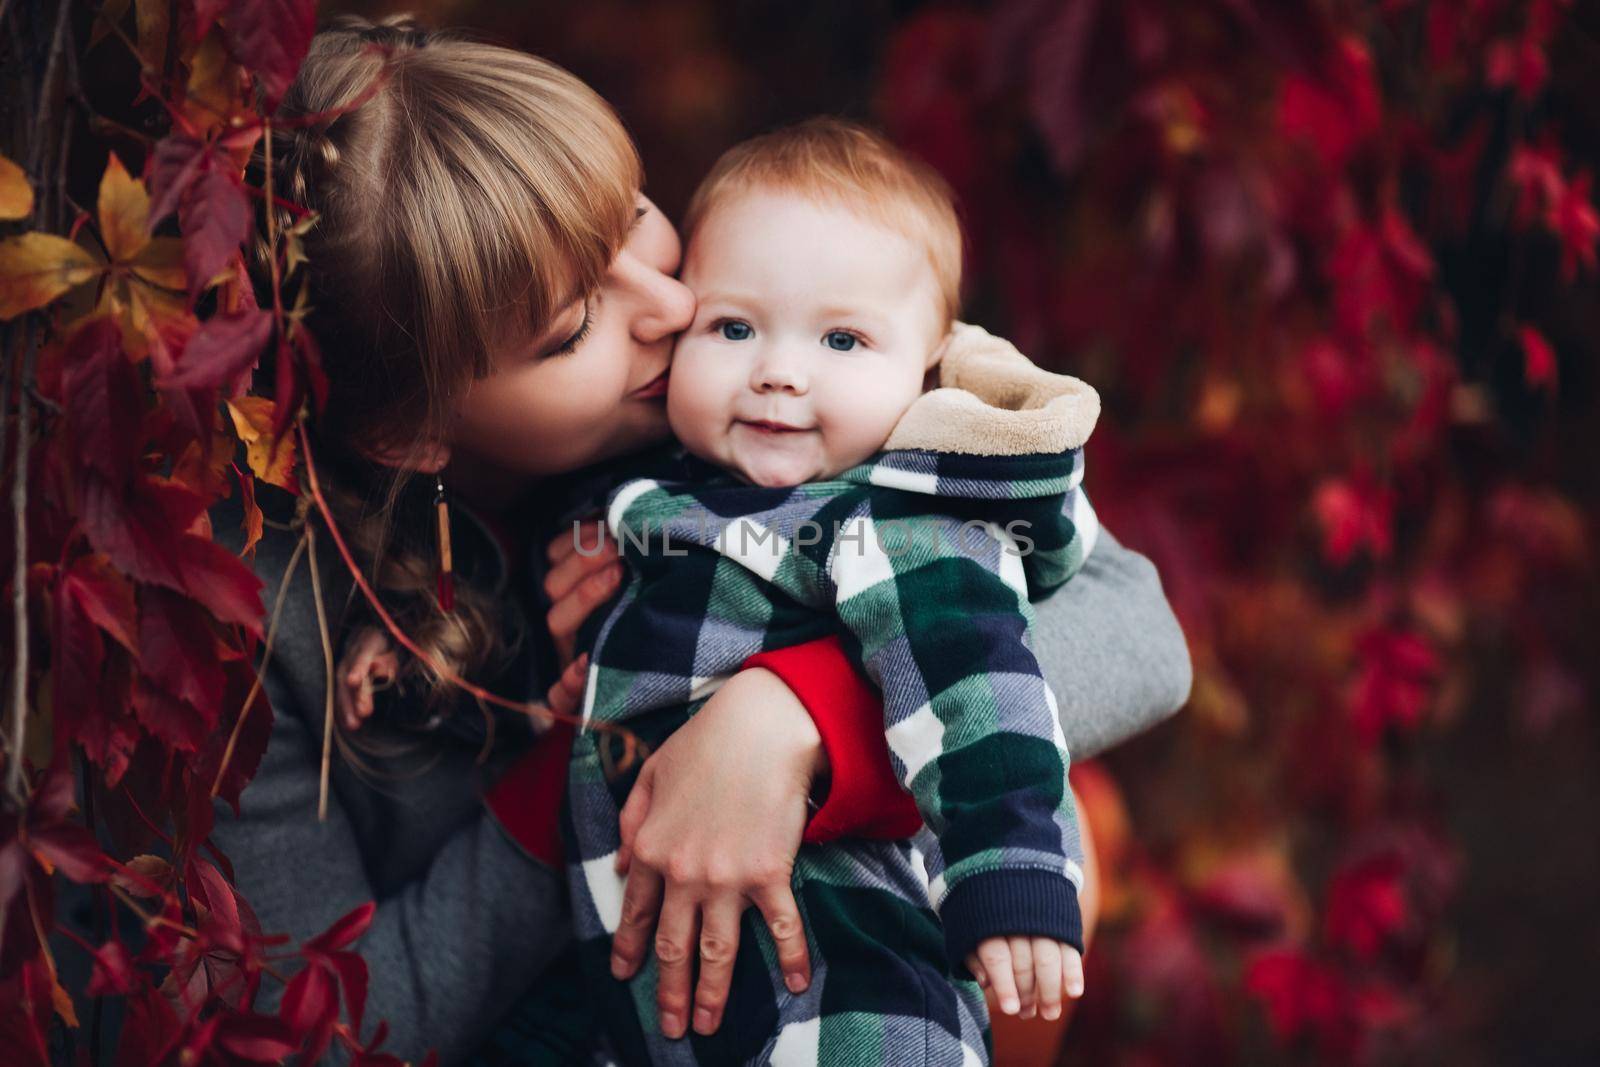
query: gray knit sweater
[{"left": 204, "top": 473, "right": 1192, "bottom": 1065}]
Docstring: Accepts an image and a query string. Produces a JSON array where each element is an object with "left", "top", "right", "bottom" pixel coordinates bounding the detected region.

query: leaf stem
[
  {"left": 304, "top": 522, "right": 336, "bottom": 821},
  {"left": 211, "top": 532, "right": 307, "bottom": 797}
]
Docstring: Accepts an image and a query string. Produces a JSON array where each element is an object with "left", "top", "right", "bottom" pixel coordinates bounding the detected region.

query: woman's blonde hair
[{"left": 260, "top": 16, "right": 641, "bottom": 707}]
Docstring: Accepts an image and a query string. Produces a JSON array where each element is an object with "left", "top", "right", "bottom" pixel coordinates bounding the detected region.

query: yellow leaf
[
  {"left": 134, "top": 0, "right": 169, "bottom": 75},
  {"left": 131, "top": 236, "right": 187, "bottom": 291},
  {"left": 98, "top": 153, "right": 151, "bottom": 263},
  {"left": 0, "top": 153, "right": 33, "bottom": 220},
  {"left": 184, "top": 32, "right": 247, "bottom": 134},
  {"left": 0, "top": 232, "right": 100, "bottom": 320},
  {"left": 227, "top": 397, "right": 298, "bottom": 491}
]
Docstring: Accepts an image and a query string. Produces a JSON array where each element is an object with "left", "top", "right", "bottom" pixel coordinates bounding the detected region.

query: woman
[{"left": 212, "top": 18, "right": 1192, "bottom": 1065}]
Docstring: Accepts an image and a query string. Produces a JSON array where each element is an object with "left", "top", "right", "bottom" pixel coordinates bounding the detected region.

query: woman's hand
[
  {"left": 543, "top": 518, "right": 623, "bottom": 666},
  {"left": 609, "top": 667, "right": 826, "bottom": 1039}
]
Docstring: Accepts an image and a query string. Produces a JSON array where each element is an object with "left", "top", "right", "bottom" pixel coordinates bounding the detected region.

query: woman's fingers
[
  {"left": 1034, "top": 938, "right": 1064, "bottom": 1021},
  {"left": 545, "top": 563, "right": 624, "bottom": 665},
  {"left": 653, "top": 891, "right": 700, "bottom": 1040},
  {"left": 1064, "top": 946, "right": 1085, "bottom": 999},
  {"left": 1010, "top": 936, "right": 1036, "bottom": 1018},
  {"left": 691, "top": 898, "right": 743, "bottom": 1036},
  {"left": 979, "top": 939, "right": 1019, "bottom": 1014},
  {"left": 750, "top": 882, "right": 810, "bottom": 995},
  {"left": 610, "top": 861, "right": 662, "bottom": 981},
  {"left": 542, "top": 527, "right": 619, "bottom": 604},
  {"left": 544, "top": 653, "right": 589, "bottom": 719},
  {"left": 546, "top": 517, "right": 609, "bottom": 566},
  {"left": 615, "top": 758, "right": 656, "bottom": 876}
]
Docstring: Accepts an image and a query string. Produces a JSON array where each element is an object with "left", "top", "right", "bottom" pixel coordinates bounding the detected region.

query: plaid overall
[{"left": 560, "top": 444, "right": 1096, "bottom": 1066}]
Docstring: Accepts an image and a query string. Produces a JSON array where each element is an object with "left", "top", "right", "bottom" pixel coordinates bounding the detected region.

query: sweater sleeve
[
  {"left": 209, "top": 665, "right": 571, "bottom": 1067},
  {"left": 1031, "top": 524, "right": 1193, "bottom": 758},
  {"left": 827, "top": 508, "right": 1086, "bottom": 965}
]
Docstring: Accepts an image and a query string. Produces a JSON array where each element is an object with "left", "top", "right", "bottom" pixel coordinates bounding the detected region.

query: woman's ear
[{"left": 359, "top": 439, "right": 453, "bottom": 474}]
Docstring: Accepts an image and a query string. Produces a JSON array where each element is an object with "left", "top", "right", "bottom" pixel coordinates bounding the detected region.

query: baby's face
[{"left": 667, "top": 191, "right": 946, "bottom": 488}]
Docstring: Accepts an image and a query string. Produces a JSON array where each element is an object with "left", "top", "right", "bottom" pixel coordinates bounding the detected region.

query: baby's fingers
[
  {"left": 1064, "top": 946, "right": 1085, "bottom": 1000},
  {"left": 1033, "top": 938, "right": 1063, "bottom": 1021},
  {"left": 965, "top": 954, "right": 987, "bottom": 990},
  {"left": 1009, "top": 936, "right": 1036, "bottom": 1018},
  {"left": 977, "top": 940, "right": 1019, "bottom": 1015}
]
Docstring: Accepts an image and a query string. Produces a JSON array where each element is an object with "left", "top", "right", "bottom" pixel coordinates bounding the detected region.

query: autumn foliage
[
  {"left": 1, "top": 0, "right": 403, "bottom": 1062},
  {"left": 1, "top": 0, "right": 1596, "bottom": 1064}
]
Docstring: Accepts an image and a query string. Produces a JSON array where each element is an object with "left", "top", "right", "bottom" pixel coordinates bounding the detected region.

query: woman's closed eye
[{"left": 547, "top": 298, "right": 595, "bottom": 357}]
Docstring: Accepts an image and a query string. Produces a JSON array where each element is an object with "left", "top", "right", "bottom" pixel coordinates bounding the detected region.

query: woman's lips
[{"left": 632, "top": 366, "right": 670, "bottom": 399}]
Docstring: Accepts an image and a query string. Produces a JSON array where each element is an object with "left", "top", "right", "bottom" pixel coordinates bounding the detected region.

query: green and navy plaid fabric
[{"left": 563, "top": 443, "right": 1095, "bottom": 1065}]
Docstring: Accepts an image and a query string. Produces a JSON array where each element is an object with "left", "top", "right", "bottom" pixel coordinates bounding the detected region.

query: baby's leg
[{"left": 749, "top": 839, "right": 991, "bottom": 1067}]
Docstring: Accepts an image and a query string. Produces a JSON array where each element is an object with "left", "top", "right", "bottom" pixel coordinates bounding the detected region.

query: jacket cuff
[
  {"left": 941, "top": 868, "right": 1084, "bottom": 975},
  {"left": 484, "top": 722, "right": 574, "bottom": 868},
  {"left": 742, "top": 637, "right": 922, "bottom": 844}
]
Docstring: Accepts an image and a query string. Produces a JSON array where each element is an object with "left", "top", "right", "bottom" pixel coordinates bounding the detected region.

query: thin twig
[
  {"left": 211, "top": 532, "right": 308, "bottom": 797},
  {"left": 304, "top": 523, "right": 336, "bottom": 821},
  {"left": 7, "top": 328, "right": 37, "bottom": 803}
]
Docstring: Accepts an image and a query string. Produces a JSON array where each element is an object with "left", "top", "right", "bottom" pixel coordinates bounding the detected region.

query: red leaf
[
  {"left": 281, "top": 962, "right": 338, "bottom": 1063},
  {"left": 161, "top": 307, "right": 272, "bottom": 395},
  {"left": 179, "top": 170, "right": 251, "bottom": 293},
  {"left": 133, "top": 589, "right": 225, "bottom": 751},
  {"left": 29, "top": 822, "right": 107, "bottom": 884},
  {"left": 307, "top": 901, "right": 376, "bottom": 955},
  {"left": 1324, "top": 852, "right": 1410, "bottom": 960},
  {"left": 62, "top": 317, "right": 140, "bottom": 489},
  {"left": 62, "top": 554, "right": 138, "bottom": 656},
  {"left": 1312, "top": 476, "right": 1393, "bottom": 566},
  {"left": 175, "top": 533, "right": 267, "bottom": 632},
  {"left": 146, "top": 134, "right": 209, "bottom": 230},
  {"left": 327, "top": 949, "right": 369, "bottom": 1036},
  {"left": 1349, "top": 627, "right": 1439, "bottom": 745},
  {"left": 115, "top": 984, "right": 180, "bottom": 1067},
  {"left": 194, "top": 658, "right": 274, "bottom": 814},
  {"left": 1244, "top": 947, "right": 1343, "bottom": 1046},
  {"left": 1519, "top": 325, "right": 1557, "bottom": 388},
  {"left": 1553, "top": 170, "right": 1599, "bottom": 282},
  {"left": 86, "top": 939, "right": 137, "bottom": 996},
  {"left": 214, "top": 1012, "right": 301, "bottom": 1062},
  {"left": 225, "top": 0, "right": 318, "bottom": 109}
]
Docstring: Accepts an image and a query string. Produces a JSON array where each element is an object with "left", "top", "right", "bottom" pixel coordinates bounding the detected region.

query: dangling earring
[{"left": 434, "top": 476, "right": 455, "bottom": 612}]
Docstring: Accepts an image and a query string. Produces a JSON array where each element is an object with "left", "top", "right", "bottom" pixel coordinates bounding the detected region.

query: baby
[{"left": 345, "top": 118, "right": 1101, "bottom": 1065}]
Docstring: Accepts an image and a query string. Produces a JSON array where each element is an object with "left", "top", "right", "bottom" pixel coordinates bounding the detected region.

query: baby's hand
[
  {"left": 337, "top": 627, "right": 399, "bottom": 732},
  {"left": 965, "top": 936, "right": 1084, "bottom": 1021}
]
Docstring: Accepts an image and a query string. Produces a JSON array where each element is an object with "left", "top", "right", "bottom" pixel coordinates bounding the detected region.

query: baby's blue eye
[
  {"left": 719, "top": 321, "right": 753, "bottom": 341},
  {"left": 823, "top": 331, "right": 858, "bottom": 352}
]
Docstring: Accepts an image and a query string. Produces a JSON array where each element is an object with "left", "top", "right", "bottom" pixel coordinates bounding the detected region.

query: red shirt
[{"left": 486, "top": 635, "right": 918, "bottom": 865}]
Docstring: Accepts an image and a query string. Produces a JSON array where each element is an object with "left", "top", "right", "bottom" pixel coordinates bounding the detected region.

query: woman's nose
[{"left": 628, "top": 260, "right": 696, "bottom": 345}]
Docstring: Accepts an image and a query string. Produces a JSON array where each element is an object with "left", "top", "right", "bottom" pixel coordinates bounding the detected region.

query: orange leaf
[
  {"left": 0, "top": 232, "right": 100, "bottom": 319},
  {"left": 98, "top": 153, "right": 151, "bottom": 263},
  {"left": 52, "top": 974, "right": 79, "bottom": 1028},
  {"left": 0, "top": 153, "right": 32, "bottom": 220},
  {"left": 227, "top": 397, "right": 297, "bottom": 491}
]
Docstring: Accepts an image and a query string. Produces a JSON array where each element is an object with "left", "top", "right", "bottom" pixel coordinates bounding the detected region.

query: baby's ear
[{"left": 926, "top": 328, "right": 954, "bottom": 370}]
